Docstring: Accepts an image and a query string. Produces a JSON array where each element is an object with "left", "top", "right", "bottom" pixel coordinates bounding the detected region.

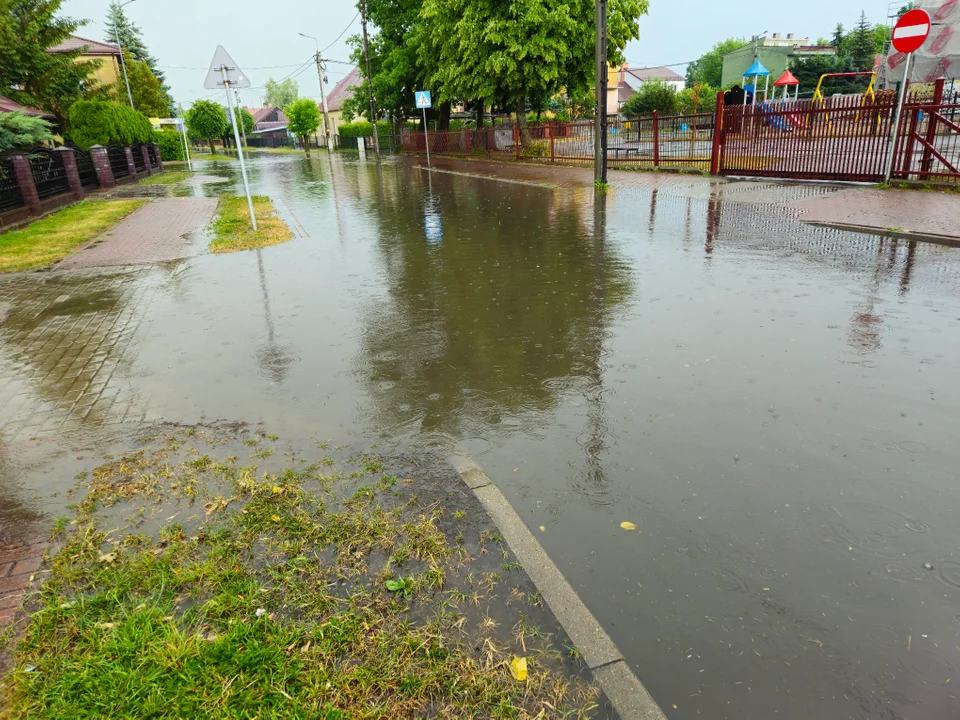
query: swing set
[{"left": 810, "top": 71, "right": 881, "bottom": 134}]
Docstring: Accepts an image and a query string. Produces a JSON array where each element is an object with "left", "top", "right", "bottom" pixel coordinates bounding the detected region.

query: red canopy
[{"left": 773, "top": 70, "right": 799, "bottom": 86}]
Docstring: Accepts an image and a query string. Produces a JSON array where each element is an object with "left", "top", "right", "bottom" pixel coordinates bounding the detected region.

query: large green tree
[
  {"left": 0, "top": 0, "right": 97, "bottom": 125},
  {"left": 685, "top": 37, "right": 746, "bottom": 88},
  {"left": 845, "top": 11, "right": 877, "bottom": 71},
  {"left": 285, "top": 98, "right": 320, "bottom": 155},
  {"left": 104, "top": 1, "right": 172, "bottom": 112},
  {"left": 264, "top": 78, "right": 299, "bottom": 108},
  {"left": 185, "top": 99, "right": 228, "bottom": 154},
  {"left": 621, "top": 79, "right": 679, "bottom": 116},
  {"left": 420, "top": 0, "right": 648, "bottom": 144}
]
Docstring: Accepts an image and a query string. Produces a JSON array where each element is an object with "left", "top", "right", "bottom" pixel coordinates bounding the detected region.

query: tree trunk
[
  {"left": 437, "top": 101, "right": 451, "bottom": 132},
  {"left": 516, "top": 93, "right": 530, "bottom": 147},
  {"left": 208, "top": 139, "right": 216, "bottom": 154},
  {"left": 475, "top": 101, "right": 484, "bottom": 129},
  {"left": 303, "top": 135, "right": 310, "bottom": 156}
]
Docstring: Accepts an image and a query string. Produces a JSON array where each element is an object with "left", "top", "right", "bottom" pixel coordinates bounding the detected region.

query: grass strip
[
  {"left": 137, "top": 170, "right": 191, "bottom": 186},
  {"left": 0, "top": 199, "right": 146, "bottom": 273},
  {"left": 208, "top": 195, "right": 293, "bottom": 254}
]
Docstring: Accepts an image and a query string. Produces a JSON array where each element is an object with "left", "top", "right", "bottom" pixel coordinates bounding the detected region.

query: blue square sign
[{"left": 415, "top": 91, "right": 432, "bottom": 109}]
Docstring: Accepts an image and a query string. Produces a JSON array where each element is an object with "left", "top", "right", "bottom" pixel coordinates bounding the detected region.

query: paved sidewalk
[
  {"left": 0, "top": 541, "right": 46, "bottom": 627},
  {"left": 56, "top": 197, "right": 218, "bottom": 270}
]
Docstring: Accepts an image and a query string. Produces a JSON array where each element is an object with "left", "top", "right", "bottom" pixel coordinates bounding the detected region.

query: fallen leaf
[
  {"left": 272, "top": 485, "right": 283, "bottom": 494},
  {"left": 510, "top": 656, "right": 528, "bottom": 681},
  {"left": 96, "top": 623, "right": 119, "bottom": 629},
  {"left": 271, "top": 515, "right": 281, "bottom": 522},
  {"left": 98, "top": 553, "right": 116, "bottom": 563},
  {"left": 620, "top": 521, "right": 637, "bottom": 531},
  {"left": 539, "top": 526, "right": 546, "bottom": 532}
]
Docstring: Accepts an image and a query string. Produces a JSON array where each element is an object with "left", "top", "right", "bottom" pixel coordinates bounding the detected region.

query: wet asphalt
[{"left": 1, "top": 152, "right": 959, "bottom": 719}]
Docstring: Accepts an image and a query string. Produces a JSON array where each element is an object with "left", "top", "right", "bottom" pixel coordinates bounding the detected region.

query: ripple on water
[
  {"left": 934, "top": 560, "right": 960, "bottom": 590},
  {"left": 824, "top": 502, "right": 934, "bottom": 560}
]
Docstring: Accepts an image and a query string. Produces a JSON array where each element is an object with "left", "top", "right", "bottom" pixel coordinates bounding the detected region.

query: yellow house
[{"left": 49, "top": 35, "right": 124, "bottom": 89}]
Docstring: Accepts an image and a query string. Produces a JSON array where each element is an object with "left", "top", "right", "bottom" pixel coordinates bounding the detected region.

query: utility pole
[
  {"left": 299, "top": 33, "right": 334, "bottom": 151},
  {"left": 360, "top": 0, "right": 381, "bottom": 159},
  {"left": 112, "top": 0, "right": 138, "bottom": 110},
  {"left": 594, "top": 0, "right": 608, "bottom": 185},
  {"left": 234, "top": 89, "right": 247, "bottom": 147}
]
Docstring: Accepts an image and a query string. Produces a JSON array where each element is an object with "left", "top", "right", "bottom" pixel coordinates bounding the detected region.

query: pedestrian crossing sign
[{"left": 415, "top": 91, "right": 432, "bottom": 109}]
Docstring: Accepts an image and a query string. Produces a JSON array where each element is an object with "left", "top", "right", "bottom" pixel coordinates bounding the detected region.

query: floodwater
[{"left": 2, "top": 153, "right": 960, "bottom": 719}]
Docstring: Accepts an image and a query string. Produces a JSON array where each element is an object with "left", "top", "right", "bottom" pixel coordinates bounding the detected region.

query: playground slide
[{"left": 758, "top": 101, "right": 801, "bottom": 132}]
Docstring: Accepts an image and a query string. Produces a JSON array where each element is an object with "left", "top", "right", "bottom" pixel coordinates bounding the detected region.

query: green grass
[
  {"left": 208, "top": 196, "right": 294, "bottom": 254},
  {"left": 0, "top": 429, "right": 599, "bottom": 718},
  {"left": 0, "top": 199, "right": 146, "bottom": 272},
  {"left": 137, "top": 170, "right": 191, "bottom": 186}
]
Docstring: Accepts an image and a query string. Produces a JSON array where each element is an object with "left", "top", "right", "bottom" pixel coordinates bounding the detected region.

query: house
[
  {"left": 244, "top": 106, "right": 289, "bottom": 138},
  {"left": 324, "top": 67, "right": 362, "bottom": 137},
  {"left": 48, "top": 35, "right": 124, "bottom": 89},
  {"left": 721, "top": 34, "right": 836, "bottom": 88},
  {"left": 607, "top": 65, "right": 686, "bottom": 111}
]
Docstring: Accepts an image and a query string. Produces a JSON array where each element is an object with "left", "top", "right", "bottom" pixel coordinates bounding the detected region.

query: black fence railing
[
  {"left": 131, "top": 145, "right": 147, "bottom": 173},
  {"left": 246, "top": 136, "right": 292, "bottom": 148},
  {"left": 71, "top": 147, "right": 99, "bottom": 190},
  {"left": 108, "top": 146, "right": 130, "bottom": 178},
  {"left": 0, "top": 158, "right": 25, "bottom": 213},
  {"left": 147, "top": 144, "right": 159, "bottom": 168},
  {"left": 28, "top": 149, "right": 70, "bottom": 200}
]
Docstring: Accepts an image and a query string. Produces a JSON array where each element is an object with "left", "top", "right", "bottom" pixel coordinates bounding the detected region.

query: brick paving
[
  {"left": 56, "top": 197, "right": 218, "bottom": 270},
  {"left": 0, "top": 542, "right": 46, "bottom": 627}
]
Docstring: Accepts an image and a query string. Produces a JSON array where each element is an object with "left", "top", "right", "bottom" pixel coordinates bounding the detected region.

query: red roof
[
  {"left": 48, "top": 35, "right": 121, "bottom": 55},
  {"left": 326, "top": 67, "right": 362, "bottom": 112},
  {"left": 0, "top": 94, "right": 52, "bottom": 118},
  {"left": 773, "top": 69, "right": 800, "bottom": 86}
]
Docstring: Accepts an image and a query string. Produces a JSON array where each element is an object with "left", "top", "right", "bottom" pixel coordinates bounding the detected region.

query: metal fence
[
  {"left": 28, "top": 149, "right": 70, "bottom": 200},
  {"left": 71, "top": 147, "right": 99, "bottom": 190},
  {"left": 0, "top": 158, "right": 24, "bottom": 212},
  {"left": 131, "top": 145, "right": 147, "bottom": 173},
  {"left": 108, "top": 146, "right": 130, "bottom": 178},
  {"left": 246, "top": 136, "right": 292, "bottom": 148},
  {"left": 147, "top": 144, "right": 159, "bottom": 169}
]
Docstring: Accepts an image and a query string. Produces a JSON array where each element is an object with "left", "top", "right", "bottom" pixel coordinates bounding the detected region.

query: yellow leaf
[
  {"left": 271, "top": 515, "right": 281, "bottom": 522},
  {"left": 509, "top": 656, "right": 527, "bottom": 681},
  {"left": 620, "top": 521, "right": 637, "bottom": 531},
  {"left": 96, "top": 622, "right": 119, "bottom": 629},
  {"left": 98, "top": 553, "right": 116, "bottom": 563},
  {"left": 539, "top": 526, "right": 546, "bottom": 532},
  {"left": 272, "top": 485, "right": 283, "bottom": 494}
]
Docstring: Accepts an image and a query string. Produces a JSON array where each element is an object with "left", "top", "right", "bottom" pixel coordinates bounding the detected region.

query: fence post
[
  {"left": 514, "top": 124, "right": 520, "bottom": 160},
  {"left": 10, "top": 154, "right": 40, "bottom": 214},
  {"left": 123, "top": 147, "right": 137, "bottom": 177},
  {"left": 652, "top": 110, "right": 660, "bottom": 168},
  {"left": 153, "top": 142, "right": 164, "bottom": 173},
  {"left": 550, "top": 124, "right": 555, "bottom": 163},
  {"left": 920, "top": 78, "right": 945, "bottom": 175},
  {"left": 89, "top": 146, "right": 116, "bottom": 189},
  {"left": 55, "top": 146, "right": 84, "bottom": 201},
  {"left": 139, "top": 145, "right": 153, "bottom": 176},
  {"left": 710, "top": 91, "right": 724, "bottom": 175}
]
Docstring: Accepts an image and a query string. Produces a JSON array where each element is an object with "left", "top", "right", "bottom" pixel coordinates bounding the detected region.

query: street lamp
[
  {"left": 298, "top": 32, "right": 334, "bottom": 151},
  {"left": 112, "top": 0, "right": 137, "bottom": 110}
]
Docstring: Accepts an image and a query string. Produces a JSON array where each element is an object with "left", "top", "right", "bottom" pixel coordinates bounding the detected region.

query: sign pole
[
  {"left": 422, "top": 108, "right": 431, "bottom": 166},
  {"left": 221, "top": 67, "right": 257, "bottom": 231},
  {"left": 884, "top": 52, "right": 913, "bottom": 183}
]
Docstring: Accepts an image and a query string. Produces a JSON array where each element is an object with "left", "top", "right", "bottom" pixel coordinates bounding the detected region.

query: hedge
[
  {"left": 155, "top": 128, "right": 185, "bottom": 161},
  {"left": 336, "top": 121, "right": 392, "bottom": 139},
  {"left": 68, "top": 101, "right": 154, "bottom": 148}
]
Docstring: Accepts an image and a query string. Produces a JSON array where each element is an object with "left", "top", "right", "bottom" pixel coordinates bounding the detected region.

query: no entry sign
[{"left": 892, "top": 9, "right": 932, "bottom": 54}]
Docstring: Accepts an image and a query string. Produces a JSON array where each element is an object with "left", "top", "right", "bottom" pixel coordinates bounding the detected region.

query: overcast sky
[{"left": 61, "top": 0, "right": 894, "bottom": 111}]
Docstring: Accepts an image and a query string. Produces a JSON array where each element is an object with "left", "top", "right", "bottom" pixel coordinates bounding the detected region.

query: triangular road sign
[{"left": 204, "top": 45, "right": 251, "bottom": 89}]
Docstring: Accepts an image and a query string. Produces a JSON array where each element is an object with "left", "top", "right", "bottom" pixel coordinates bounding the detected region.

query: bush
[
  {"left": 621, "top": 79, "right": 680, "bottom": 117},
  {"left": 0, "top": 112, "right": 55, "bottom": 152},
  {"left": 337, "top": 121, "right": 393, "bottom": 150},
  {"left": 520, "top": 140, "right": 548, "bottom": 158},
  {"left": 68, "top": 100, "right": 154, "bottom": 148},
  {"left": 154, "top": 128, "right": 185, "bottom": 161}
]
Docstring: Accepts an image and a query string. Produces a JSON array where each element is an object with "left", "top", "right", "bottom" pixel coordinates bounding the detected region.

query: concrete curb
[
  {"left": 449, "top": 452, "right": 666, "bottom": 720},
  {"left": 802, "top": 220, "right": 960, "bottom": 248}
]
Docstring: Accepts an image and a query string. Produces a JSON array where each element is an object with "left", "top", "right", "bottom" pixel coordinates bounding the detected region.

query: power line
[{"left": 322, "top": 12, "right": 359, "bottom": 53}]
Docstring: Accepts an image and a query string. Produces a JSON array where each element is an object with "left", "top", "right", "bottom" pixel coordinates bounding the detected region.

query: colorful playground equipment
[
  {"left": 773, "top": 69, "right": 799, "bottom": 100},
  {"left": 811, "top": 71, "right": 880, "bottom": 133},
  {"left": 742, "top": 59, "right": 770, "bottom": 104}
]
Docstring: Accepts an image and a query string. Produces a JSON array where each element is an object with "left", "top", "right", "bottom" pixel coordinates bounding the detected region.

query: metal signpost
[
  {"left": 415, "top": 91, "right": 432, "bottom": 165},
  {"left": 884, "top": 9, "right": 932, "bottom": 183},
  {"left": 205, "top": 46, "right": 257, "bottom": 231},
  {"left": 157, "top": 117, "right": 193, "bottom": 171}
]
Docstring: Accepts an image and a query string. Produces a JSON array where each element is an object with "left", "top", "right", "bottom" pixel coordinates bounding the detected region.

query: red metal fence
[{"left": 398, "top": 80, "right": 960, "bottom": 184}]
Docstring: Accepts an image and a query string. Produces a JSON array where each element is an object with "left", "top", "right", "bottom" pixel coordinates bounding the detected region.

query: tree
[
  {"left": 621, "top": 79, "right": 679, "bottom": 116},
  {"left": 831, "top": 23, "right": 846, "bottom": 51},
  {"left": 685, "top": 37, "right": 746, "bottom": 88},
  {"left": 285, "top": 99, "right": 320, "bottom": 155},
  {"left": 420, "top": 0, "right": 649, "bottom": 145},
  {"left": 233, "top": 107, "right": 254, "bottom": 135},
  {"left": 0, "top": 112, "right": 55, "bottom": 151},
  {"left": 0, "top": 0, "right": 99, "bottom": 125},
  {"left": 104, "top": 1, "right": 172, "bottom": 113},
  {"left": 845, "top": 11, "right": 877, "bottom": 71},
  {"left": 68, "top": 100, "right": 153, "bottom": 147},
  {"left": 678, "top": 81, "right": 715, "bottom": 114},
  {"left": 897, "top": 2, "right": 916, "bottom": 18},
  {"left": 117, "top": 51, "right": 168, "bottom": 116},
  {"left": 185, "top": 100, "right": 229, "bottom": 154},
  {"left": 264, "top": 78, "right": 299, "bottom": 108}
]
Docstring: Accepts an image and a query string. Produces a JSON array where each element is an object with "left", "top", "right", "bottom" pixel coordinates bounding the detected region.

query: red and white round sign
[{"left": 892, "top": 9, "right": 932, "bottom": 54}]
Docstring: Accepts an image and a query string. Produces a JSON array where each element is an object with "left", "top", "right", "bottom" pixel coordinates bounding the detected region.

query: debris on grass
[{"left": 208, "top": 196, "right": 293, "bottom": 254}]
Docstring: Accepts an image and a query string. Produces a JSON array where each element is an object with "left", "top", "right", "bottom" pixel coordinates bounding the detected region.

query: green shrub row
[
  {"left": 336, "top": 121, "right": 392, "bottom": 139},
  {"left": 68, "top": 100, "right": 154, "bottom": 148},
  {"left": 154, "top": 128, "right": 185, "bottom": 161}
]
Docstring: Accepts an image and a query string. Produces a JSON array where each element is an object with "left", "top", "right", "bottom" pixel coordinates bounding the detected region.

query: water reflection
[{"left": 354, "top": 170, "right": 632, "bottom": 444}]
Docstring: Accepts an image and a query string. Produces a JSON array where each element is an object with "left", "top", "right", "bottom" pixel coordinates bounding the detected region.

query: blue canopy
[{"left": 743, "top": 59, "right": 770, "bottom": 77}]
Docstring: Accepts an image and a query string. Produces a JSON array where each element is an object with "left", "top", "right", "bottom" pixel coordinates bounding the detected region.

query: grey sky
[{"left": 61, "top": 0, "right": 895, "bottom": 112}]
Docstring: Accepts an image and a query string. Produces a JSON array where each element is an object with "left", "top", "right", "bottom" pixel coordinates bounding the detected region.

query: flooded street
[{"left": 2, "top": 153, "right": 960, "bottom": 718}]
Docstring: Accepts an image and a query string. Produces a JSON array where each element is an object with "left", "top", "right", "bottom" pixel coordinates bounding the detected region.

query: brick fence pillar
[
  {"left": 153, "top": 142, "right": 164, "bottom": 173},
  {"left": 89, "top": 146, "right": 115, "bottom": 189},
  {"left": 123, "top": 147, "right": 137, "bottom": 177},
  {"left": 55, "top": 146, "right": 84, "bottom": 201},
  {"left": 9, "top": 154, "right": 40, "bottom": 214},
  {"left": 140, "top": 145, "right": 153, "bottom": 176}
]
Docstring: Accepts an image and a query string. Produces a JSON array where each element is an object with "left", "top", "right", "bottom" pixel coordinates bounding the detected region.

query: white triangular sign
[{"left": 204, "top": 45, "right": 251, "bottom": 89}]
